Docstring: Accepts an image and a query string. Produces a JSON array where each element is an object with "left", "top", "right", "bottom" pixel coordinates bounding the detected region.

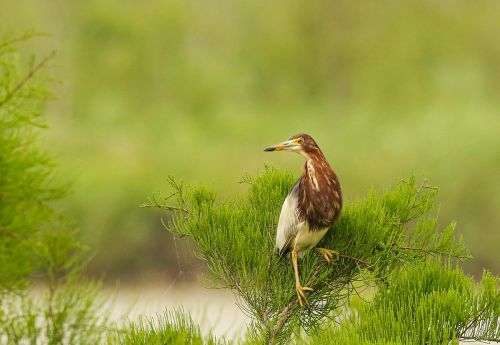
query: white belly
[{"left": 294, "top": 223, "right": 328, "bottom": 255}]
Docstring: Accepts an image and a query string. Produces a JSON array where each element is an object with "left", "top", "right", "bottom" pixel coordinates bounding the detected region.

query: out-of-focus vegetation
[
  {"left": 0, "top": 32, "right": 109, "bottom": 345},
  {"left": 108, "top": 311, "right": 223, "bottom": 345},
  {"left": 1, "top": 0, "right": 498, "bottom": 280}
]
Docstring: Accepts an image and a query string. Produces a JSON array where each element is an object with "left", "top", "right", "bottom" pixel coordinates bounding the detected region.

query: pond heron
[{"left": 265, "top": 133, "right": 342, "bottom": 306}]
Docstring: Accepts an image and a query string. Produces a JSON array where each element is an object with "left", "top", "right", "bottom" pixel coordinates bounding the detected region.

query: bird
[{"left": 264, "top": 133, "right": 342, "bottom": 306}]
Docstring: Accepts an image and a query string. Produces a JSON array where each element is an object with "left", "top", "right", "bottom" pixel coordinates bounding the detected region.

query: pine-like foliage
[
  {"left": 109, "top": 310, "right": 224, "bottom": 345},
  {"left": 309, "top": 260, "right": 499, "bottom": 344},
  {"left": 0, "top": 281, "right": 108, "bottom": 345},
  {"left": 146, "top": 167, "right": 479, "bottom": 344},
  {"left": 0, "top": 31, "right": 109, "bottom": 344},
  {"left": 0, "top": 31, "right": 85, "bottom": 291}
]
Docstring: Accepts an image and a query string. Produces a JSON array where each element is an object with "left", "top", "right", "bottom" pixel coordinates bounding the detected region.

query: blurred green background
[{"left": 1, "top": 0, "right": 498, "bottom": 282}]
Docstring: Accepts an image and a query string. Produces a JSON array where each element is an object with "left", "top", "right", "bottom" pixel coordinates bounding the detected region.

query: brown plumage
[
  {"left": 264, "top": 133, "right": 342, "bottom": 306},
  {"left": 296, "top": 134, "right": 342, "bottom": 230}
]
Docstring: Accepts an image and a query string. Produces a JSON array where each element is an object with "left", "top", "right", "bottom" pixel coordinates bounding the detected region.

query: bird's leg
[
  {"left": 315, "top": 248, "right": 340, "bottom": 265},
  {"left": 292, "top": 248, "right": 313, "bottom": 307}
]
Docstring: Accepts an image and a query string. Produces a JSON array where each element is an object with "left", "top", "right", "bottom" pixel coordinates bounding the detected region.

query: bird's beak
[{"left": 264, "top": 139, "right": 298, "bottom": 152}]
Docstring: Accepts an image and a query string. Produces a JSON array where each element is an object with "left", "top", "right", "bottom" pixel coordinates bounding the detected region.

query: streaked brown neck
[
  {"left": 298, "top": 149, "right": 342, "bottom": 229},
  {"left": 303, "top": 150, "right": 334, "bottom": 187}
]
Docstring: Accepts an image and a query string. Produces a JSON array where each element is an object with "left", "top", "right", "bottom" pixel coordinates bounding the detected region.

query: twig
[
  {"left": 305, "top": 265, "right": 324, "bottom": 287},
  {"left": 339, "top": 254, "right": 372, "bottom": 268},
  {"left": 415, "top": 179, "right": 438, "bottom": 194},
  {"left": 459, "top": 291, "right": 500, "bottom": 338},
  {"left": 262, "top": 255, "right": 274, "bottom": 327},
  {"left": 141, "top": 203, "right": 189, "bottom": 214},
  {"left": 460, "top": 336, "right": 500, "bottom": 342},
  {"left": 140, "top": 192, "right": 189, "bottom": 214},
  {"left": 399, "top": 246, "right": 471, "bottom": 260},
  {"left": 0, "top": 50, "right": 56, "bottom": 107},
  {"left": 268, "top": 302, "right": 294, "bottom": 345},
  {"left": 166, "top": 176, "right": 187, "bottom": 211}
]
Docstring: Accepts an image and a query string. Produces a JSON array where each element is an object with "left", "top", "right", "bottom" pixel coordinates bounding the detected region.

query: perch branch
[{"left": 268, "top": 302, "right": 294, "bottom": 345}]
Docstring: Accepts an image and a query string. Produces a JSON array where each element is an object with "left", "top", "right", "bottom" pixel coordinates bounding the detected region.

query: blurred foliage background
[{"left": 1, "top": 0, "right": 498, "bottom": 282}]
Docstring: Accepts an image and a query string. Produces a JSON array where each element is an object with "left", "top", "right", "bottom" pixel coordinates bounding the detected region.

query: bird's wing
[{"left": 275, "top": 180, "right": 301, "bottom": 255}]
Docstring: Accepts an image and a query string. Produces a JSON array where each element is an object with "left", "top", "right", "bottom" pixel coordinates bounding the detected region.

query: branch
[
  {"left": 268, "top": 302, "right": 294, "bottom": 345},
  {"left": 140, "top": 192, "right": 189, "bottom": 214},
  {"left": 166, "top": 176, "right": 187, "bottom": 211},
  {"left": 140, "top": 203, "right": 189, "bottom": 214},
  {"left": 0, "top": 50, "right": 56, "bottom": 107},
  {"left": 459, "top": 291, "right": 500, "bottom": 339},
  {"left": 415, "top": 179, "right": 438, "bottom": 194},
  {"left": 267, "top": 253, "right": 372, "bottom": 344},
  {"left": 460, "top": 336, "right": 500, "bottom": 342},
  {"left": 339, "top": 254, "right": 372, "bottom": 268},
  {"left": 399, "top": 246, "right": 471, "bottom": 260}
]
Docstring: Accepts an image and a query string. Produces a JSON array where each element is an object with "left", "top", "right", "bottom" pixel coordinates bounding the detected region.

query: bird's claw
[
  {"left": 296, "top": 284, "right": 313, "bottom": 307},
  {"left": 316, "top": 248, "right": 340, "bottom": 266}
]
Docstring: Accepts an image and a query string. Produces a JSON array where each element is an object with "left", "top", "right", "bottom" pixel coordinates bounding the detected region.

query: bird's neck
[
  {"left": 300, "top": 146, "right": 325, "bottom": 162},
  {"left": 304, "top": 150, "right": 329, "bottom": 169},
  {"left": 303, "top": 152, "right": 333, "bottom": 191}
]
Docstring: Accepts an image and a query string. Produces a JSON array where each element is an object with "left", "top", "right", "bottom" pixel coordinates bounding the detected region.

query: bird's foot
[
  {"left": 296, "top": 284, "right": 313, "bottom": 307},
  {"left": 315, "top": 248, "right": 340, "bottom": 265}
]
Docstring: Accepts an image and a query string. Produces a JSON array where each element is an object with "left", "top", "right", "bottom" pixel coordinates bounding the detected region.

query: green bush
[
  {"left": 309, "top": 260, "right": 499, "bottom": 345},
  {"left": 0, "top": 30, "right": 80, "bottom": 291},
  {"left": 146, "top": 168, "right": 498, "bottom": 344},
  {"left": 0, "top": 31, "right": 109, "bottom": 344}
]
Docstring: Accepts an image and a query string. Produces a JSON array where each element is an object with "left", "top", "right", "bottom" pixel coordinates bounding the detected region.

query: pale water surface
[{"left": 103, "top": 285, "right": 248, "bottom": 340}]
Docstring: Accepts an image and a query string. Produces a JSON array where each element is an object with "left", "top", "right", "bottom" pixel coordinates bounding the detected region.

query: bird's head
[{"left": 264, "top": 133, "right": 320, "bottom": 157}]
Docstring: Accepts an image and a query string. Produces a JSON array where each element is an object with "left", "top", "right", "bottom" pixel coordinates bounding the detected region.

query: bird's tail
[{"left": 276, "top": 246, "right": 290, "bottom": 260}]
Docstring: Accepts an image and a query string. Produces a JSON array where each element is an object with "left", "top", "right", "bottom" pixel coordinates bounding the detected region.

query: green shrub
[
  {"left": 0, "top": 31, "right": 109, "bottom": 344},
  {"left": 145, "top": 168, "right": 493, "bottom": 344},
  {"left": 109, "top": 310, "right": 224, "bottom": 345},
  {"left": 310, "top": 260, "right": 499, "bottom": 344}
]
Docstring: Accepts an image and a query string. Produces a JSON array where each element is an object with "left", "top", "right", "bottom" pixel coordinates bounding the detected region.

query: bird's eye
[{"left": 297, "top": 137, "right": 304, "bottom": 144}]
